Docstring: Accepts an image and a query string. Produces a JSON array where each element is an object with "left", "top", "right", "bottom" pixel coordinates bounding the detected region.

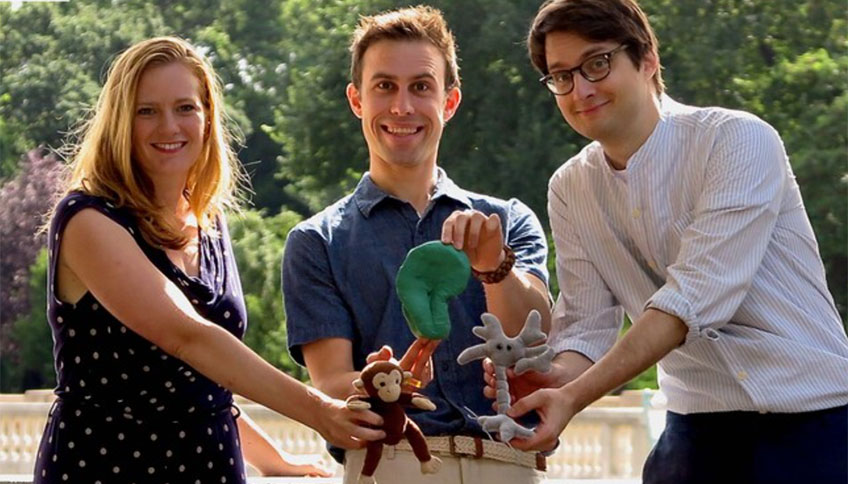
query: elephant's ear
[{"left": 396, "top": 241, "right": 470, "bottom": 339}]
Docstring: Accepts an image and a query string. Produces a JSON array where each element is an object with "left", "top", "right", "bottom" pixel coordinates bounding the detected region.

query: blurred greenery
[{"left": 1, "top": 0, "right": 844, "bottom": 393}]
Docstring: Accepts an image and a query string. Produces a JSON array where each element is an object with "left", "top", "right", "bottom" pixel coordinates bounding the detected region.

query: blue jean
[{"left": 642, "top": 404, "right": 848, "bottom": 484}]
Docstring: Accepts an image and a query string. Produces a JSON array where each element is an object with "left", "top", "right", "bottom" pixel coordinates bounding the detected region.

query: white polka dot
[
  {"left": 140, "top": 390, "right": 147, "bottom": 396},
  {"left": 74, "top": 356, "right": 80, "bottom": 364},
  {"left": 133, "top": 451, "right": 140, "bottom": 458},
  {"left": 150, "top": 433, "right": 158, "bottom": 441},
  {"left": 92, "top": 352, "right": 99, "bottom": 359},
  {"left": 223, "top": 424, "right": 229, "bottom": 432},
  {"left": 148, "top": 467, "right": 155, "bottom": 474},
  {"left": 157, "top": 406, "right": 165, "bottom": 411},
  {"left": 113, "top": 352, "right": 119, "bottom": 359},
  {"left": 118, "top": 433, "right": 125, "bottom": 440},
  {"left": 179, "top": 431, "right": 186, "bottom": 438},
  {"left": 79, "top": 379, "right": 86, "bottom": 387},
  {"left": 179, "top": 465, "right": 185, "bottom": 472},
  {"left": 150, "top": 398, "right": 157, "bottom": 404},
  {"left": 42, "top": 470, "right": 46, "bottom": 477},
  {"left": 128, "top": 227, "right": 134, "bottom": 235},
  {"left": 100, "top": 377, "right": 107, "bottom": 385},
  {"left": 68, "top": 200, "right": 76, "bottom": 206},
  {"left": 184, "top": 370, "right": 192, "bottom": 377},
  {"left": 143, "top": 366, "right": 150, "bottom": 372},
  {"left": 92, "top": 303, "right": 99, "bottom": 311},
  {"left": 218, "top": 443, "right": 223, "bottom": 451},
  {"left": 90, "top": 328, "right": 97, "bottom": 336},
  {"left": 57, "top": 316, "right": 64, "bottom": 323},
  {"left": 62, "top": 473, "right": 68, "bottom": 481},
  {"left": 68, "top": 441, "right": 75, "bottom": 449},
  {"left": 105, "top": 416, "right": 112, "bottom": 422},
  {"left": 222, "top": 477, "right": 227, "bottom": 483},
  {"left": 74, "top": 410, "right": 81, "bottom": 417},
  {"left": 238, "top": 321, "right": 244, "bottom": 328},
  {"left": 100, "top": 448, "right": 107, "bottom": 455},
  {"left": 68, "top": 329, "right": 76, "bottom": 337},
  {"left": 113, "top": 466, "right": 120, "bottom": 473},
  {"left": 188, "top": 406, "right": 195, "bottom": 413},
  {"left": 207, "top": 394, "right": 213, "bottom": 401},
  {"left": 196, "top": 446, "right": 203, "bottom": 453},
  {"left": 121, "top": 327, "right": 127, "bottom": 334},
  {"left": 229, "top": 458, "right": 234, "bottom": 465},
  {"left": 165, "top": 381, "right": 172, "bottom": 388},
  {"left": 207, "top": 427, "right": 212, "bottom": 435},
  {"left": 150, "top": 344, "right": 158, "bottom": 351},
  {"left": 166, "top": 450, "right": 173, "bottom": 457},
  {"left": 191, "top": 299, "right": 199, "bottom": 304},
  {"left": 52, "top": 454, "right": 57, "bottom": 462},
  {"left": 121, "top": 373, "right": 128, "bottom": 380},
  {"left": 59, "top": 421, "right": 65, "bottom": 429},
  {"left": 78, "top": 460, "right": 85, "bottom": 467},
  {"left": 84, "top": 428, "right": 92, "bottom": 435},
  {"left": 170, "top": 388, "right": 176, "bottom": 393},
  {"left": 224, "top": 311, "right": 230, "bottom": 319},
  {"left": 207, "top": 461, "right": 213, "bottom": 469},
  {"left": 124, "top": 406, "right": 132, "bottom": 413}
]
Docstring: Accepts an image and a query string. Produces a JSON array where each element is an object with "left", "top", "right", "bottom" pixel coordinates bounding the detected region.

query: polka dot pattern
[{"left": 35, "top": 192, "right": 248, "bottom": 483}]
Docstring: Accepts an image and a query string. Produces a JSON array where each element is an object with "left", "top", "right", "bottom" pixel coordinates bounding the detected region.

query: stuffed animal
[
  {"left": 396, "top": 241, "right": 470, "bottom": 339},
  {"left": 346, "top": 360, "right": 442, "bottom": 484},
  {"left": 457, "top": 310, "right": 554, "bottom": 442}
]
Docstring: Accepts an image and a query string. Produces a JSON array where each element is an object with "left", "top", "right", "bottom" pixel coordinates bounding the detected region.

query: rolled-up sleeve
[
  {"left": 505, "top": 198, "right": 550, "bottom": 288},
  {"left": 547, "top": 174, "right": 623, "bottom": 362},
  {"left": 646, "top": 117, "right": 787, "bottom": 344},
  {"left": 282, "top": 226, "right": 355, "bottom": 365}
]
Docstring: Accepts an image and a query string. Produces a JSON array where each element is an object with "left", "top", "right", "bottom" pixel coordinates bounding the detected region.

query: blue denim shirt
[{"left": 283, "top": 169, "right": 548, "bottom": 457}]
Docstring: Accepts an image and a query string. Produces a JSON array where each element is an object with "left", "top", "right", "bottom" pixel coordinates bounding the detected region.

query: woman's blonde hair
[{"left": 62, "top": 36, "right": 243, "bottom": 248}]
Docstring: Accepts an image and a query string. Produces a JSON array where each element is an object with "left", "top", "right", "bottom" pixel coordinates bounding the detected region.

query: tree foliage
[{"left": 0, "top": 0, "right": 844, "bottom": 391}]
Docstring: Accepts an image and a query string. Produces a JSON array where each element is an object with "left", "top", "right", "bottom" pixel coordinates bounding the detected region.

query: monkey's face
[{"left": 372, "top": 369, "right": 403, "bottom": 402}]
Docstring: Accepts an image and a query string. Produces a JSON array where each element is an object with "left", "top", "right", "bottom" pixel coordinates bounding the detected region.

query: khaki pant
[{"left": 343, "top": 446, "right": 543, "bottom": 484}]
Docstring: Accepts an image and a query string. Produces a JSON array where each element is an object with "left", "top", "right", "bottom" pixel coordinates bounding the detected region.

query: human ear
[
  {"left": 346, "top": 83, "right": 363, "bottom": 119},
  {"left": 442, "top": 87, "right": 462, "bottom": 123}
]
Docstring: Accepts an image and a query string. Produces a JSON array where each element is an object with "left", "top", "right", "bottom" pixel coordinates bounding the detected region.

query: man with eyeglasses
[{"left": 493, "top": 1, "right": 848, "bottom": 483}]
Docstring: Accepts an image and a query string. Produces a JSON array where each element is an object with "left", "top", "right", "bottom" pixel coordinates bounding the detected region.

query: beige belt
[{"left": 393, "top": 435, "right": 546, "bottom": 472}]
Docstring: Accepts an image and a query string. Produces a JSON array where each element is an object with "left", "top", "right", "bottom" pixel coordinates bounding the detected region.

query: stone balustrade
[{"left": 0, "top": 389, "right": 663, "bottom": 480}]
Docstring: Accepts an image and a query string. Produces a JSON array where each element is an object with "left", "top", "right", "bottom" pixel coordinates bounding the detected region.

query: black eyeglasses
[{"left": 540, "top": 44, "right": 629, "bottom": 96}]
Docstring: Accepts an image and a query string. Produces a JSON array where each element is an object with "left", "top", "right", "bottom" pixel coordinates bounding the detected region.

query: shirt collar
[{"left": 353, "top": 167, "right": 473, "bottom": 218}]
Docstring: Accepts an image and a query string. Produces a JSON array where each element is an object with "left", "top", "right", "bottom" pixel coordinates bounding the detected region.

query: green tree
[{"left": 227, "top": 209, "right": 307, "bottom": 381}]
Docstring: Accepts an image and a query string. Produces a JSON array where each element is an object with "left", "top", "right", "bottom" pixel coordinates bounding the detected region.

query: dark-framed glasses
[{"left": 540, "top": 44, "right": 629, "bottom": 96}]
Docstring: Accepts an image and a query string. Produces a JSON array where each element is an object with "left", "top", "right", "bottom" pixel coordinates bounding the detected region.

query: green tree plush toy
[{"left": 396, "top": 241, "right": 471, "bottom": 340}]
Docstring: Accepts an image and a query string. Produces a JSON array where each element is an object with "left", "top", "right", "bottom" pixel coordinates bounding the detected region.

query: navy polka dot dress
[{"left": 34, "top": 192, "right": 249, "bottom": 484}]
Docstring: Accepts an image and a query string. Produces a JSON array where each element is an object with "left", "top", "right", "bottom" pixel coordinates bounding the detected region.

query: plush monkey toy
[{"left": 346, "top": 360, "right": 442, "bottom": 484}]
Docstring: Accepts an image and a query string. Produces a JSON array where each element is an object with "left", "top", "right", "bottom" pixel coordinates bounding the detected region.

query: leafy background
[{"left": 1, "top": 0, "right": 845, "bottom": 392}]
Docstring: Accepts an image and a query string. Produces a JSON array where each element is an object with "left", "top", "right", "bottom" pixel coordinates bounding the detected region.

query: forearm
[
  {"left": 563, "top": 309, "right": 686, "bottom": 411},
  {"left": 238, "top": 411, "right": 297, "bottom": 476},
  {"left": 312, "top": 370, "right": 364, "bottom": 400},
  {"left": 173, "top": 323, "right": 328, "bottom": 432},
  {"left": 484, "top": 270, "right": 551, "bottom": 336}
]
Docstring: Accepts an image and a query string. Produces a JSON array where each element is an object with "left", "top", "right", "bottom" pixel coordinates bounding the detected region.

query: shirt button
[
  {"left": 736, "top": 370, "right": 748, "bottom": 381},
  {"left": 632, "top": 208, "right": 641, "bottom": 219}
]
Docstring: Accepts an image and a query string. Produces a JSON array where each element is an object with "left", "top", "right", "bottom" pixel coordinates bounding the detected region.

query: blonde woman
[{"left": 34, "top": 37, "right": 385, "bottom": 483}]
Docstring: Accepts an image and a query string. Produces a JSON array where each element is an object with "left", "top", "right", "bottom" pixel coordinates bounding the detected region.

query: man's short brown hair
[
  {"left": 350, "top": 5, "right": 460, "bottom": 91},
  {"left": 528, "top": 0, "right": 664, "bottom": 95}
]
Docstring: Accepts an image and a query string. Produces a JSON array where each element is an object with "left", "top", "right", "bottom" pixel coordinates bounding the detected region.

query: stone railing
[{"left": 0, "top": 389, "right": 663, "bottom": 480}]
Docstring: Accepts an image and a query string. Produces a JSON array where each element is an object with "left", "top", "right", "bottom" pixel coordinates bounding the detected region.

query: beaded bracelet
[{"left": 471, "top": 245, "right": 516, "bottom": 284}]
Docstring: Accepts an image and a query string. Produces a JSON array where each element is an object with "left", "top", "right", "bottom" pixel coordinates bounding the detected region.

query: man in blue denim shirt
[{"left": 283, "top": 6, "right": 551, "bottom": 484}]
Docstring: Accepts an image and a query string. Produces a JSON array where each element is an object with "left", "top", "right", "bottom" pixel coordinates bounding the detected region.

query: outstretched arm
[
  {"left": 237, "top": 410, "right": 332, "bottom": 477},
  {"left": 60, "top": 209, "right": 384, "bottom": 449}
]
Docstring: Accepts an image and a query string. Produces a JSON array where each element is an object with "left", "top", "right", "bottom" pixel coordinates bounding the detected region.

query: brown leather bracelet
[{"left": 471, "top": 245, "right": 515, "bottom": 284}]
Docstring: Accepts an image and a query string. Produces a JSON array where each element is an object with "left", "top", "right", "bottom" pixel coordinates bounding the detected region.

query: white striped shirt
[{"left": 547, "top": 96, "right": 848, "bottom": 414}]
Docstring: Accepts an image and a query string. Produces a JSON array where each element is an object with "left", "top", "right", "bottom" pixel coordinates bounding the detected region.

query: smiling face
[
  {"left": 346, "top": 40, "right": 461, "bottom": 175},
  {"left": 545, "top": 31, "right": 657, "bottom": 146},
  {"left": 132, "top": 62, "right": 207, "bottom": 185}
]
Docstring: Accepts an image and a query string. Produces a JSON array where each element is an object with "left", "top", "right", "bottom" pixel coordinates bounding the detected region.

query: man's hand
[
  {"left": 367, "top": 338, "right": 440, "bottom": 390},
  {"left": 483, "top": 352, "right": 592, "bottom": 405},
  {"left": 441, "top": 210, "right": 504, "bottom": 272},
  {"left": 506, "top": 385, "right": 578, "bottom": 452}
]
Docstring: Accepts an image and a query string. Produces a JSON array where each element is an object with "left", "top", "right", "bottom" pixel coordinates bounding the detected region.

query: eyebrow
[
  {"left": 136, "top": 97, "right": 200, "bottom": 105},
  {"left": 369, "top": 72, "right": 438, "bottom": 82},
  {"left": 547, "top": 45, "right": 612, "bottom": 72}
]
